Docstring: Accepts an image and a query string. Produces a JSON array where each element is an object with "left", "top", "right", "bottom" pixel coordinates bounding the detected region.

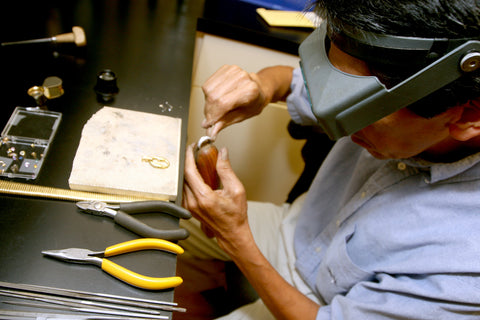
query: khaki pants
[{"left": 178, "top": 194, "right": 320, "bottom": 319}]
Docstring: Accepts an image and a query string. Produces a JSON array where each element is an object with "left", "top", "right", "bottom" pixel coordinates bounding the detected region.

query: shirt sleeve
[
  {"left": 286, "top": 67, "right": 318, "bottom": 126},
  {"left": 315, "top": 273, "right": 480, "bottom": 320}
]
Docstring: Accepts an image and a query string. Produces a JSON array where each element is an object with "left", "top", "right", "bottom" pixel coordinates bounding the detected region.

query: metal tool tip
[
  {"left": 76, "top": 201, "right": 89, "bottom": 210},
  {"left": 197, "top": 136, "right": 214, "bottom": 150},
  {"left": 41, "top": 249, "right": 60, "bottom": 256}
]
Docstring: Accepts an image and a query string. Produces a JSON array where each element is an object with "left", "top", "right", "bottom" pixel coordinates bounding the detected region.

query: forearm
[
  {"left": 257, "top": 66, "right": 294, "bottom": 104},
  {"left": 218, "top": 229, "right": 320, "bottom": 320}
]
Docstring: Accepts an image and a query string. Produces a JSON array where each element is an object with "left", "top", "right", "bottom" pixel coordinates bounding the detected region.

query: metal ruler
[{"left": 0, "top": 180, "right": 160, "bottom": 203}]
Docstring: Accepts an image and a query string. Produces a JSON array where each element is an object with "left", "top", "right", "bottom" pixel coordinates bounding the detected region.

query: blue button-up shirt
[{"left": 287, "top": 68, "right": 480, "bottom": 319}]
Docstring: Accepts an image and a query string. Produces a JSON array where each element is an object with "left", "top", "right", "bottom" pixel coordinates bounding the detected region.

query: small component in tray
[{"left": 0, "top": 107, "right": 61, "bottom": 179}]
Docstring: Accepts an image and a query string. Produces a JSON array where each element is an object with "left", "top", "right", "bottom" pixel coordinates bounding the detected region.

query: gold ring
[{"left": 142, "top": 156, "right": 170, "bottom": 169}]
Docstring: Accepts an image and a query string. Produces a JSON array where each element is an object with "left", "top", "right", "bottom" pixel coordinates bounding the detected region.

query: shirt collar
[{"left": 403, "top": 152, "right": 480, "bottom": 183}]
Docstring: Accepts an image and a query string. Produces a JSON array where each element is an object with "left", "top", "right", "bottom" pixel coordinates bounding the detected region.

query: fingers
[
  {"left": 183, "top": 147, "right": 216, "bottom": 238},
  {"left": 183, "top": 181, "right": 216, "bottom": 238},
  {"left": 202, "top": 65, "right": 266, "bottom": 131},
  {"left": 205, "top": 109, "right": 250, "bottom": 139},
  {"left": 202, "top": 66, "right": 245, "bottom": 124}
]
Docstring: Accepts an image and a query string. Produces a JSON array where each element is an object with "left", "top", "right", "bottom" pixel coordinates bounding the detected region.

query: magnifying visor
[{"left": 299, "top": 21, "right": 480, "bottom": 140}]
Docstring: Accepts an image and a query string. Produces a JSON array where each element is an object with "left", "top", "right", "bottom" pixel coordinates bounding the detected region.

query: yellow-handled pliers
[{"left": 42, "top": 238, "right": 183, "bottom": 290}]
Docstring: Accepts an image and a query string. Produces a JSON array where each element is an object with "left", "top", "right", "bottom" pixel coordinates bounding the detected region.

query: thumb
[{"left": 216, "top": 147, "right": 242, "bottom": 189}]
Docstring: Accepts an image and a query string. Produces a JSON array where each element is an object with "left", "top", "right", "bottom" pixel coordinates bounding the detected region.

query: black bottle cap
[{"left": 94, "top": 69, "right": 119, "bottom": 102}]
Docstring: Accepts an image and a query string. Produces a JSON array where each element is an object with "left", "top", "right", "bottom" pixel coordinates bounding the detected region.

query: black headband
[{"left": 327, "top": 23, "right": 480, "bottom": 67}]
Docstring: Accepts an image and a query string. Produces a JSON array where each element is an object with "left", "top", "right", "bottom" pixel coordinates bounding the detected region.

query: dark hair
[{"left": 313, "top": 0, "right": 480, "bottom": 118}]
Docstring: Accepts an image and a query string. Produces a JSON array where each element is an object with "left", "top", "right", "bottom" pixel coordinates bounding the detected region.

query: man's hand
[
  {"left": 201, "top": 65, "right": 294, "bottom": 138},
  {"left": 201, "top": 65, "right": 270, "bottom": 138},
  {"left": 183, "top": 143, "right": 251, "bottom": 252}
]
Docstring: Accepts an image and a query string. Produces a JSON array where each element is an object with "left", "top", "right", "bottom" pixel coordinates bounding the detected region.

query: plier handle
[
  {"left": 76, "top": 200, "right": 191, "bottom": 240},
  {"left": 42, "top": 238, "right": 183, "bottom": 290}
]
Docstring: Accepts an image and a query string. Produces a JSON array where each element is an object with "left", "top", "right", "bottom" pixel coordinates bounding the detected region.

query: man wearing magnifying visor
[{"left": 180, "top": 0, "right": 480, "bottom": 319}]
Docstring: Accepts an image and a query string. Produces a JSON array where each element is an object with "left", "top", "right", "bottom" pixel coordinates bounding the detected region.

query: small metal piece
[
  {"left": 0, "top": 161, "right": 6, "bottom": 167},
  {"left": 8, "top": 152, "right": 17, "bottom": 160},
  {"left": 10, "top": 164, "right": 19, "bottom": 173},
  {"left": 196, "top": 135, "right": 214, "bottom": 150},
  {"left": 460, "top": 51, "right": 480, "bottom": 72},
  {"left": 19, "top": 150, "right": 26, "bottom": 156},
  {"left": 31, "top": 151, "right": 37, "bottom": 159},
  {"left": 142, "top": 156, "right": 170, "bottom": 169},
  {"left": 28, "top": 85, "right": 47, "bottom": 106},
  {"left": 158, "top": 101, "right": 174, "bottom": 113},
  {"left": 43, "top": 76, "right": 64, "bottom": 99},
  {"left": 7, "top": 147, "right": 15, "bottom": 154}
]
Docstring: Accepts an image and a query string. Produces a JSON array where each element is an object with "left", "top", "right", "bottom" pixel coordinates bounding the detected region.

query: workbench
[{"left": 0, "top": 1, "right": 204, "bottom": 318}]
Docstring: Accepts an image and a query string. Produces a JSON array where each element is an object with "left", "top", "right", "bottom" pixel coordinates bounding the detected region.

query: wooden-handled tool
[
  {"left": 1, "top": 26, "right": 86, "bottom": 47},
  {"left": 195, "top": 136, "right": 220, "bottom": 190}
]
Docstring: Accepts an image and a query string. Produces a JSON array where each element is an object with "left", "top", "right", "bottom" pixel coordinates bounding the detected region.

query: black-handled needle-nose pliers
[{"left": 76, "top": 200, "right": 192, "bottom": 240}]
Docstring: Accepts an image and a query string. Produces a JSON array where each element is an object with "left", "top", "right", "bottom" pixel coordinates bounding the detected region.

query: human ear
[{"left": 449, "top": 98, "right": 480, "bottom": 141}]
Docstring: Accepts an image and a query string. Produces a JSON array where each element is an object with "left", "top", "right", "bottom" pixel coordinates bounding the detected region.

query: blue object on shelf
[{"left": 239, "top": 0, "right": 312, "bottom": 11}]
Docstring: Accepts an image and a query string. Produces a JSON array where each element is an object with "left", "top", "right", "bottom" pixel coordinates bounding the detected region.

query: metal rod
[
  {"left": 0, "top": 308, "right": 137, "bottom": 319},
  {"left": 0, "top": 290, "right": 162, "bottom": 315},
  {"left": 1, "top": 38, "right": 53, "bottom": 46},
  {"left": 0, "top": 282, "right": 185, "bottom": 312},
  {"left": 3, "top": 301, "right": 169, "bottom": 320}
]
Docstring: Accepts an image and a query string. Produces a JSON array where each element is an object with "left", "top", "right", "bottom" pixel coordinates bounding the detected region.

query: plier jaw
[
  {"left": 76, "top": 200, "right": 117, "bottom": 218},
  {"left": 42, "top": 248, "right": 104, "bottom": 266}
]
